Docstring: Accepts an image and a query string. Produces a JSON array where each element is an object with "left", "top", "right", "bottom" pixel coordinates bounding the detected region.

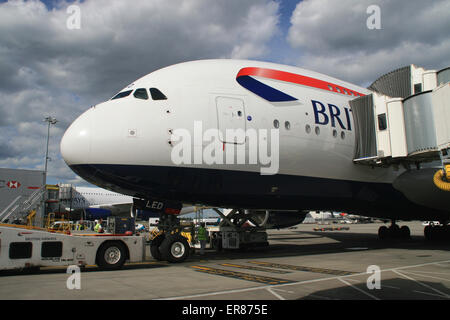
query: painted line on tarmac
[
  {"left": 220, "top": 263, "right": 292, "bottom": 274},
  {"left": 338, "top": 278, "right": 380, "bottom": 300},
  {"left": 248, "top": 261, "right": 356, "bottom": 276},
  {"left": 190, "top": 265, "right": 293, "bottom": 285},
  {"left": 161, "top": 259, "right": 450, "bottom": 300},
  {"left": 393, "top": 269, "right": 450, "bottom": 299}
]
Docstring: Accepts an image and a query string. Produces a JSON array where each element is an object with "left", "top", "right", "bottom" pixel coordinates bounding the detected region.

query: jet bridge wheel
[{"left": 159, "top": 234, "right": 190, "bottom": 263}]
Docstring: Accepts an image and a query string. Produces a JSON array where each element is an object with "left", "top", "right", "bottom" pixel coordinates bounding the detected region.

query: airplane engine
[
  {"left": 393, "top": 168, "right": 450, "bottom": 213},
  {"left": 245, "top": 210, "right": 307, "bottom": 229}
]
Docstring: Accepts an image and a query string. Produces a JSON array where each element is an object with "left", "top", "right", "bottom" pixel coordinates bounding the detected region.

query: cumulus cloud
[
  {"left": 287, "top": 0, "right": 450, "bottom": 85},
  {"left": 0, "top": 0, "right": 280, "bottom": 185}
]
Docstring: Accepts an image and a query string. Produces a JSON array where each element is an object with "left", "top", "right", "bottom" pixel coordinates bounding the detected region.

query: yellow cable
[{"left": 433, "top": 166, "right": 450, "bottom": 191}]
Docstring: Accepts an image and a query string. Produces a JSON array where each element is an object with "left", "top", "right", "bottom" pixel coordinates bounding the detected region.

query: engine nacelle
[
  {"left": 245, "top": 210, "right": 307, "bottom": 229},
  {"left": 393, "top": 168, "right": 450, "bottom": 212}
]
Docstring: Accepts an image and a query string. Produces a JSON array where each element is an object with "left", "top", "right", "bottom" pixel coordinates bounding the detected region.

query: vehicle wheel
[
  {"left": 378, "top": 226, "right": 388, "bottom": 240},
  {"left": 97, "top": 241, "right": 127, "bottom": 270},
  {"left": 150, "top": 234, "right": 165, "bottom": 261},
  {"left": 400, "top": 226, "right": 410, "bottom": 239},
  {"left": 160, "top": 234, "right": 190, "bottom": 263}
]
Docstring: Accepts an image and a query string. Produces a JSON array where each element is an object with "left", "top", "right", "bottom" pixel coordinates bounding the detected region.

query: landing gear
[
  {"left": 149, "top": 212, "right": 191, "bottom": 263},
  {"left": 378, "top": 221, "right": 410, "bottom": 240},
  {"left": 424, "top": 223, "right": 450, "bottom": 241},
  {"left": 159, "top": 234, "right": 190, "bottom": 263},
  {"left": 212, "top": 208, "right": 269, "bottom": 250},
  {"left": 150, "top": 234, "right": 165, "bottom": 261}
]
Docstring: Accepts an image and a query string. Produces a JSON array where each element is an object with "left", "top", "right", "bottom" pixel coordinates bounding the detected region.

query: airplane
[
  {"left": 59, "top": 186, "right": 134, "bottom": 220},
  {"left": 60, "top": 59, "right": 450, "bottom": 261},
  {"left": 62, "top": 186, "right": 199, "bottom": 221}
]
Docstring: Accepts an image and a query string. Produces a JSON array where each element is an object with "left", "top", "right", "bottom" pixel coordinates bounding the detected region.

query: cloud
[
  {"left": 287, "top": 0, "right": 450, "bottom": 85},
  {"left": 0, "top": 0, "right": 280, "bottom": 185}
]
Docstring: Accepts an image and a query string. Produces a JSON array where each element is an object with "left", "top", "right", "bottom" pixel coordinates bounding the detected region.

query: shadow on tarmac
[{"left": 302, "top": 277, "right": 450, "bottom": 300}]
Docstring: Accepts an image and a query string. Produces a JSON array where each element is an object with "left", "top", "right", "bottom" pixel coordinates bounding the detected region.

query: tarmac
[{"left": 0, "top": 221, "right": 449, "bottom": 301}]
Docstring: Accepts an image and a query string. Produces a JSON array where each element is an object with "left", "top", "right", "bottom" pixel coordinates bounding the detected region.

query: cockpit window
[
  {"left": 150, "top": 88, "right": 167, "bottom": 100},
  {"left": 111, "top": 90, "right": 132, "bottom": 100},
  {"left": 134, "top": 88, "right": 149, "bottom": 100}
]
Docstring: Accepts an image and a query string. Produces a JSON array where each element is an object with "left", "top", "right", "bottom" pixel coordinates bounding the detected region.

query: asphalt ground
[{"left": 0, "top": 222, "right": 449, "bottom": 302}]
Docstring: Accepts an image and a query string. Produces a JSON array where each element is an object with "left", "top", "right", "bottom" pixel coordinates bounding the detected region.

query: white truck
[{"left": 0, "top": 224, "right": 146, "bottom": 271}]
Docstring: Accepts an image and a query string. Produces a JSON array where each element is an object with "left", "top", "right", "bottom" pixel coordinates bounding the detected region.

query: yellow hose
[{"left": 433, "top": 165, "right": 450, "bottom": 191}]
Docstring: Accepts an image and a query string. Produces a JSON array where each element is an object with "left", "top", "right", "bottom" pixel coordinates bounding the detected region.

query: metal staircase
[{"left": 0, "top": 186, "right": 47, "bottom": 224}]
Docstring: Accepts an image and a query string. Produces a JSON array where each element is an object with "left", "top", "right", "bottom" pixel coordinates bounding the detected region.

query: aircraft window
[
  {"left": 414, "top": 83, "right": 422, "bottom": 94},
  {"left": 343, "top": 89, "right": 348, "bottom": 95},
  {"left": 335, "top": 87, "right": 341, "bottom": 93},
  {"left": 305, "top": 124, "right": 311, "bottom": 134},
  {"left": 315, "top": 126, "right": 320, "bottom": 135},
  {"left": 341, "top": 131, "right": 346, "bottom": 139},
  {"left": 333, "top": 129, "right": 338, "bottom": 138},
  {"left": 285, "top": 121, "right": 291, "bottom": 130},
  {"left": 111, "top": 90, "right": 132, "bottom": 100},
  {"left": 378, "top": 113, "right": 387, "bottom": 131},
  {"left": 273, "top": 119, "right": 279, "bottom": 128},
  {"left": 150, "top": 88, "right": 167, "bottom": 100},
  {"left": 134, "top": 88, "right": 149, "bottom": 100},
  {"left": 328, "top": 85, "right": 333, "bottom": 91}
]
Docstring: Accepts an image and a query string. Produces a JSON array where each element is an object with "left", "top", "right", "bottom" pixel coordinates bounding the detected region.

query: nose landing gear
[{"left": 149, "top": 212, "right": 191, "bottom": 263}]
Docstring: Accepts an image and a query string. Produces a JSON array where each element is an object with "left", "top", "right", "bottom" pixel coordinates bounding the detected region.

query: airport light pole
[
  {"left": 39, "top": 116, "right": 57, "bottom": 227},
  {"left": 43, "top": 116, "right": 58, "bottom": 186}
]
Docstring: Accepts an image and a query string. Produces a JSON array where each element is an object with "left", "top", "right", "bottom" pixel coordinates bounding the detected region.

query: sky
[{"left": 0, "top": 0, "right": 449, "bottom": 187}]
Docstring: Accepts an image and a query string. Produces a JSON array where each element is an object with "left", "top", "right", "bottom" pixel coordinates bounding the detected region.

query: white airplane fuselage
[
  {"left": 70, "top": 187, "right": 132, "bottom": 210},
  {"left": 60, "top": 59, "right": 449, "bottom": 222}
]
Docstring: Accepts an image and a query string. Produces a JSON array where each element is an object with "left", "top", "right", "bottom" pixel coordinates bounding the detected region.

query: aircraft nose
[{"left": 60, "top": 108, "right": 94, "bottom": 166}]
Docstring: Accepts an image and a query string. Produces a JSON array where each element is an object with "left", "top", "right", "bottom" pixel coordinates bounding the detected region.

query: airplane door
[{"left": 216, "top": 96, "right": 246, "bottom": 144}]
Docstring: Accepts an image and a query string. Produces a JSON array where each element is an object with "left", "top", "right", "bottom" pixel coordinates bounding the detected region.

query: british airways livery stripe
[{"left": 236, "top": 67, "right": 365, "bottom": 102}]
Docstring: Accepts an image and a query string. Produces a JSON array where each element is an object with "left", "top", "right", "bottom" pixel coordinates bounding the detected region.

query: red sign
[{"left": 7, "top": 181, "right": 21, "bottom": 189}]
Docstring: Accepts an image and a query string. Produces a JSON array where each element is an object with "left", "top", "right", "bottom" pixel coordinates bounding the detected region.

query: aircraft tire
[
  {"left": 160, "top": 234, "right": 190, "bottom": 263},
  {"left": 378, "top": 226, "right": 388, "bottom": 240},
  {"left": 424, "top": 225, "right": 433, "bottom": 240},
  {"left": 150, "top": 234, "right": 165, "bottom": 261},
  {"left": 400, "top": 226, "right": 410, "bottom": 239}
]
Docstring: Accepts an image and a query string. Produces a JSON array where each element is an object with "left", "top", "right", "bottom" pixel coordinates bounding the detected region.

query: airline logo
[
  {"left": 6, "top": 181, "right": 21, "bottom": 189},
  {"left": 236, "top": 67, "right": 365, "bottom": 102}
]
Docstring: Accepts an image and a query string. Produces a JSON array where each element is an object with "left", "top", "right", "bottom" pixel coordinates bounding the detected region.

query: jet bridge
[
  {"left": 352, "top": 65, "right": 450, "bottom": 193},
  {"left": 352, "top": 65, "right": 450, "bottom": 168}
]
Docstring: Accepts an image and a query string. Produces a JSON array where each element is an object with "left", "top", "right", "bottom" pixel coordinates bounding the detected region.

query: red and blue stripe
[{"left": 236, "top": 67, "right": 365, "bottom": 102}]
